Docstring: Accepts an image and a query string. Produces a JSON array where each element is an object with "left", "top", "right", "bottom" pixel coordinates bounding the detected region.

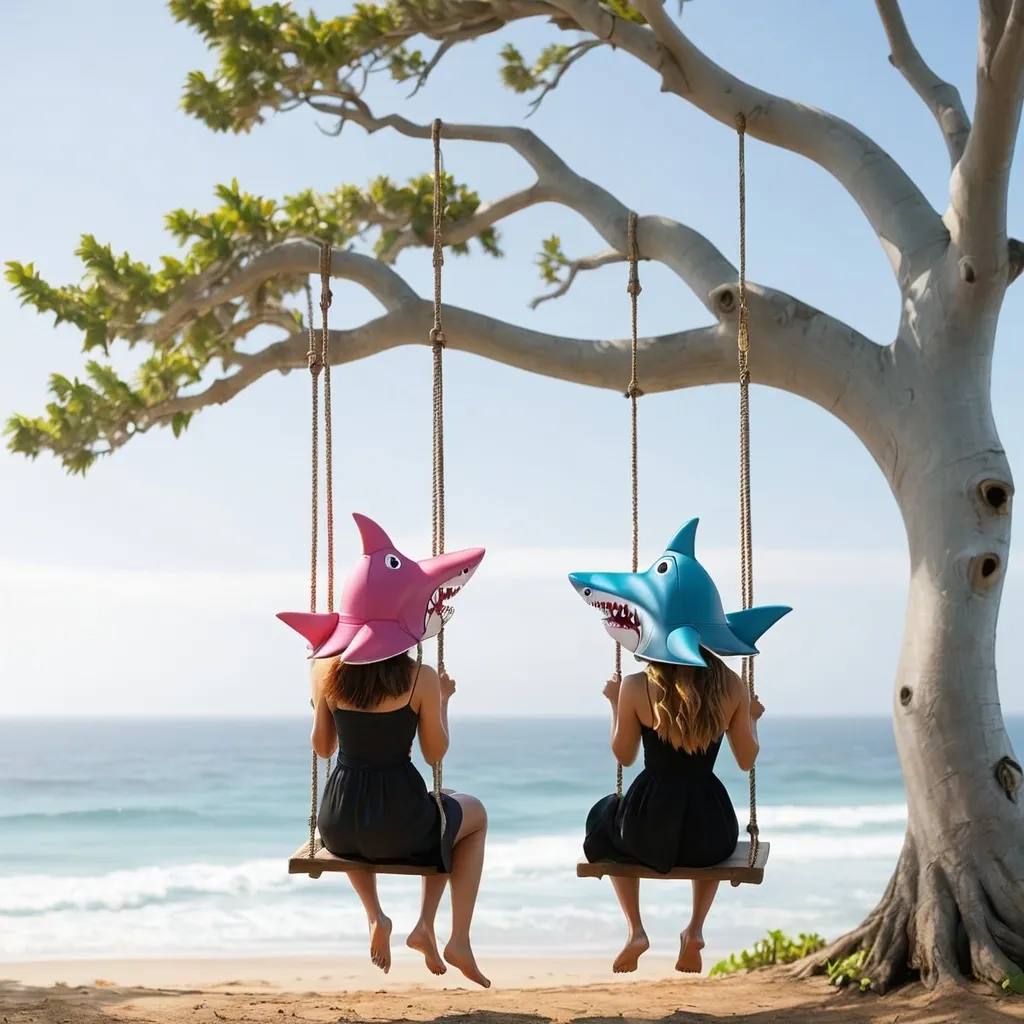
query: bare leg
[
  {"left": 407, "top": 874, "right": 447, "bottom": 975},
  {"left": 676, "top": 879, "right": 719, "bottom": 973},
  {"left": 442, "top": 793, "right": 491, "bottom": 988},
  {"left": 609, "top": 876, "right": 650, "bottom": 972},
  {"left": 346, "top": 869, "right": 392, "bottom": 973}
]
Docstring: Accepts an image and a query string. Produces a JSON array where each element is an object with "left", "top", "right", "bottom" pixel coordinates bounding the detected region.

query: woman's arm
[
  {"left": 309, "top": 663, "right": 337, "bottom": 761},
  {"left": 412, "top": 665, "right": 450, "bottom": 766},
  {"left": 725, "top": 669, "right": 761, "bottom": 772},
  {"left": 608, "top": 673, "right": 644, "bottom": 768}
]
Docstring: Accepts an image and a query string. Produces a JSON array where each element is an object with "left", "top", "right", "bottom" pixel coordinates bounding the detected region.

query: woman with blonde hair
[{"left": 568, "top": 518, "right": 790, "bottom": 975}]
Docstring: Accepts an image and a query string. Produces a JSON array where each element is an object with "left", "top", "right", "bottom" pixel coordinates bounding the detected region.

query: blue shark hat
[{"left": 568, "top": 519, "right": 791, "bottom": 667}]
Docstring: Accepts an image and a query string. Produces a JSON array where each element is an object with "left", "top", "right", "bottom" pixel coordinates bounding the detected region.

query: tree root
[{"left": 788, "top": 832, "right": 1024, "bottom": 993}]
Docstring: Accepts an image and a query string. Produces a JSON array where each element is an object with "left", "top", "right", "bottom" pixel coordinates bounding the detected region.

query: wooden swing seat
[
  {"left": 288, "top": 841, "right": 442, "bottom": 879},
  {"left": 576, "top": 840, "right": 769, "bottom": 887}
]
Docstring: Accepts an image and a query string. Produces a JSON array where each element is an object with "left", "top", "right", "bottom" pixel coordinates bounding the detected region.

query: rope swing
[
  {"left": 578, "top": 116, "right": 770, "bottom": 887},
  {"left": 288, "top": 122, "right": 455, "bottom": 880}
]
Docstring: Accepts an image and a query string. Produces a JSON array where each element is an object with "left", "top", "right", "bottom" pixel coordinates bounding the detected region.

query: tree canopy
[{"left": 6, "top": 0, "right": 601, "bottom": 474}]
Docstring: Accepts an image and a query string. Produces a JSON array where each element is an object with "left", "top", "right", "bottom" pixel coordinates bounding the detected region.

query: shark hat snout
[
  {"left": 568, "top": 571, "right": 646, "bottom": 653},
  {"left": 567, "top": 572, "right": 591, "bottom": 596}
]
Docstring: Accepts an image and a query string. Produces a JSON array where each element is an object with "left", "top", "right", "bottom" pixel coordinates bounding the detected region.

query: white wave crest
[
  {"left": 0, "top": 811, "right": 904, "bottom": 920},
  {"left": 756, "top": 803, "right": 906, "bottom": 830}
]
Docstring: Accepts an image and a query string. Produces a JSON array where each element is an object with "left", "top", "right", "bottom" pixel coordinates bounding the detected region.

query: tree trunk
[{"left": 796, "top": 319, "right": 1024, "bottom": 991}]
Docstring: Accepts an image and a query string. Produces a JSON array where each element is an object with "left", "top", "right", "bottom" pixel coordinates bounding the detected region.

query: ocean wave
[
  {"left": 755, "top": 803, "right": 906, "bottom": 830},
  {"left": 0, "top": 807, "right": 208, "bottom": 827},
  {"left": 0, "top": 819, "right": 903, "bottom": 918},
  {"left": 0, "top": 885, "right": 880, "bottom": 961},
  {"left": 0, "top": 878, "right": 889, "bottom": 962},
  {"left": 0, "top": 859, "right": 293, "bottom": 916}
]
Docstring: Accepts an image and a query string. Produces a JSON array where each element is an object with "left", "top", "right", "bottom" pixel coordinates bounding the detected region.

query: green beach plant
[
  {"left": 709, "top": 930, "right": 826, "bottom": 977},
  {"left": 826, "top": 949, "right": 872, "bottom": 992}
]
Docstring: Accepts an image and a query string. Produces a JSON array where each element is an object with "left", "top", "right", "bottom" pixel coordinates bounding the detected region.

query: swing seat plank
[
  {"left": 288, "top": 842, "right": 441, "bottom": 879},
  {"left": 577, "top": 840, "right": 768, "bottom": 887}
]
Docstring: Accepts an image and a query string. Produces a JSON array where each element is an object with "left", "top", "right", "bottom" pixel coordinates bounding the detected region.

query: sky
[{"left": 1, "top": 0, "right": 1022, "bottom": 718}]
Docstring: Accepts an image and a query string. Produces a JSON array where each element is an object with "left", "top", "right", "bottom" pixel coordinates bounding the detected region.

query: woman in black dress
[
  {"left": 583, "top": 652, "right": 762, "bottom": 975},
  {"left": 310, "top": 650, "right": 489, "bottom": 987}
]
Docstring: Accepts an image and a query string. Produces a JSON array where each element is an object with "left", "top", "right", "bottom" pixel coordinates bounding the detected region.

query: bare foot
[
  {"left": 612, "top": 931, "right": 650, "bottom": 973},
  {"left": 407, "top": 924, "right": 447, "bottom": 975},
  {"left": 368, "top": 915, "right": 393, "bottom": 973},
  {"left": 443, "top": 938, "right": 491, "bottom": 988},
  {"left": 675, "top": 926, "right": 704, "bottom": 974}
]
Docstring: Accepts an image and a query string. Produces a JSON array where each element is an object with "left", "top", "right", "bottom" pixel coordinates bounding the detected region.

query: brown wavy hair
[
  {"left": 645, "top": 650, "right": 732, "bottom": 754},
  {"left": 316, "top": 651, "right": 417, "bottom": 710}
]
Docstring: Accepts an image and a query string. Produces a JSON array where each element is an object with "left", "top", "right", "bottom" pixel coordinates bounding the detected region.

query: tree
[{"left": 6, "top": 0, "right": 1024, "bottom": 993}]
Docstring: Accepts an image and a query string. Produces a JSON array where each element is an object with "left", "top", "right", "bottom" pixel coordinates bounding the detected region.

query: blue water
[{"left": 1, "top": 716, "right": 1019, "bottom": 963}]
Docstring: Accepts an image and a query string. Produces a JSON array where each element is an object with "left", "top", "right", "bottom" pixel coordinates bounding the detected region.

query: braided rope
[
  {"left": 305, "top": 280, "right": 321, "bottom": 859},
  {"left": 736, "top": 114, "right": 759, "bottom": 868},
  {"left": 319, "top": 243, "right": 335, "bottom": 790},
  {"left": 304, "top": 244, "right": 335, "bottom": 859},
  {"left": 430, "top": 118, "right": 448, "bottom": 844},
  {"left": 614, "top": 212, "right": 642, "bottom": 800}
]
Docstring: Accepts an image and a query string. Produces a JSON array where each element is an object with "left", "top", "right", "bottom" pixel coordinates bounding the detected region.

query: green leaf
[
  {"left": 171, "top": 411, "right": 193, "bottom": 438},
  {"left": 1003, "top": 972, "right": 1024, "bottom": 995}
]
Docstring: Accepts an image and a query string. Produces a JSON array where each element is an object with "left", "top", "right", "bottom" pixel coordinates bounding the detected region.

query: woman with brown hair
[
  {"left": 568, "top": 518, "right": 790, "bottom": 975},
  {"left": 279, "top": 513, "right": 490, "bottom": 987},
  {"left": 309, "top": 653, "right": 489, "bottom": 987}
]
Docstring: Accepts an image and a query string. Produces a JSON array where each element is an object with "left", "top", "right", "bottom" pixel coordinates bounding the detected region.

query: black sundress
[
  {"left": 317, "top": 681, "right": 462, "bottom": 872},
  {"left": 583, "top": 691, "right": 738, "bottom": 873}
]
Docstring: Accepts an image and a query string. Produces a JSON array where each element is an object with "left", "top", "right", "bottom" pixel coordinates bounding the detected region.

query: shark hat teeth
[
  {"left": 568, "top": 519, "right": 792, "bottom": 667},
  {"left": 277, "top": 513, "right": 486, "bottom": 664}
]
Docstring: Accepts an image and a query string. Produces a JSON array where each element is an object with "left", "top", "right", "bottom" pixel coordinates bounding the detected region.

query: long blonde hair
[{"left": 646, "top": 650, "right": 731, "bottom": 754}]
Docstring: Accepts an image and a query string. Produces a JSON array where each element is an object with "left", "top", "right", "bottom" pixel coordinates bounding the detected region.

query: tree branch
[
  {"left": 874, "top": 0, "right": 971, "bottom": 167},
  {"left": 138, "top": 276, "right": 891, "bottom": 472},
  {"left": 530, "top": 247, "right": 626, "bottom": 309},
  {"left": 151, "top": 240, "right": 417, "bottom": 344},
  {"left": 524, "top": 39, "right": 608, "bottom": 114},
  {"left": 552, "top": 0, "right": 949, "bottom": 285},
  {"left": 949, "top": 0, "right": 1024, "bottom": 282},
  {"left": 323, "top": 102, "right": 737, "bottom": 311},
  {"left": 980, "top": 0, "right": 1014, "bottom": 74}
]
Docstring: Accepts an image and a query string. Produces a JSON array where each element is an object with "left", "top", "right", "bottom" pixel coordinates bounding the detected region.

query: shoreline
[{"left": 0, "top": 954, "right": 688, "bottom": 992}]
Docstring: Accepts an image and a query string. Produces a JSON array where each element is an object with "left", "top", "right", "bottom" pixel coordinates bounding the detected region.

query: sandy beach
[{"left": 3, "top": 955, "right": 1024, "bottom": 1024}]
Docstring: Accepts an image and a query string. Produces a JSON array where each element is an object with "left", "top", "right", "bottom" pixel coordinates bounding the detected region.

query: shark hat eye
[
  {"left": 384, "top": 554, "right": 402, "bottom": 570},
  {"left": 656, "top": 560, "right": 670, "bottom": 574},
  {"left": 583, "top": 588, "right": 592, "bottom": 596}
]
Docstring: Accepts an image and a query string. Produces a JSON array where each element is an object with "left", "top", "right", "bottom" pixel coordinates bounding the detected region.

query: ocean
[{"left": 2, "top": 715, "right": 1020, "bottom": 966}]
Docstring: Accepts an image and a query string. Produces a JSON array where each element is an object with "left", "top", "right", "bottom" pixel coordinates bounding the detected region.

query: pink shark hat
[{"left": 278, "top": 513, "right": 485, "bottom": 663}]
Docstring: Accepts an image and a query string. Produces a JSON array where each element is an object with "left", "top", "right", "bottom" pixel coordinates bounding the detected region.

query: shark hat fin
[
  {"left": 665, "top": 625, "right": 707, "bottom": 667},
  {"left": 666, "top": 519, "right": 699, "bottom": 559},
  {"left": 276, "top": 611, "right": 341, "bottom": 651},
  {"left": 351, "top": 512, "right": 395, "bottom": 555},
  {"left": 725, "top": 605, "right": 792, "bottom": 650}
]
